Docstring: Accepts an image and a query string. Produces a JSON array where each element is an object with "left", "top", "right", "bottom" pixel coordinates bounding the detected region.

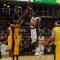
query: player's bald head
[{"left": 55, "top": 20, "right": 60, "bottom": 25}]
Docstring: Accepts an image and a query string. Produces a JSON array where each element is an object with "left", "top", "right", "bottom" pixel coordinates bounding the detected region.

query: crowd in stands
[
  {"left": 0, "top": 29, "right": 54, "bottom": 55},
  {"left": 0, "top": 18, "right": 54, "bottom": 55}
]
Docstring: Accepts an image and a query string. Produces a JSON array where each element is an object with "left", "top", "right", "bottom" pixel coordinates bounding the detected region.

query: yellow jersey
[
  {"left": 8, "top": 24, "right": 21, "bottom": 50},
  {"left": 53, "top": 27, "right": 60, "bottom": 45}
]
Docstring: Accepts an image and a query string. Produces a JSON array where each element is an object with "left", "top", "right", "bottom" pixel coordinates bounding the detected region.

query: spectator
[{"left": 0, "top": 31, "right": 7, "bottom": 43}]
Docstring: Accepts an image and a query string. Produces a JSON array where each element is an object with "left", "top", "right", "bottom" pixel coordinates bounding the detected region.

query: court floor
[{"left": 0, "top": 55, "right": 54, "bottom": 60}]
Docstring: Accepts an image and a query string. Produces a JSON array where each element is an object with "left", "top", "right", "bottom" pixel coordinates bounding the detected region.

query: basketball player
[
  {"left": 8, "top": 14, "right": 23, "bottom": 60},
  {"left": 34, "top": 31, "right": 45, "bottom": 60},
  {"left": 30, "top": 15, "right": 41, "bottom": 43},
  {"left": 50, "top": 20, "right": 60, "bottom": 60}
]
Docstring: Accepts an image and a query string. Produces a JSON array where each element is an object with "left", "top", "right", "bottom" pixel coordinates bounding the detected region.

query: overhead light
[
  {"left": 4, "top": 4, "right": 6, "bottom": 6},
  {"left": 18, "top": 6, "right": 21, "bottom": 8},
  {"left": 7, "top": 5, "right": 10, "bottom": 8}
]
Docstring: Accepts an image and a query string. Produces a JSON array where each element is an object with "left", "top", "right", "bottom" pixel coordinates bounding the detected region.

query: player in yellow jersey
[
  {"left": 50, "top": 20, "right": 60, "bottom": 60},
  {"left": 8, "top": 14, "right": 23, "bottom": 60}
]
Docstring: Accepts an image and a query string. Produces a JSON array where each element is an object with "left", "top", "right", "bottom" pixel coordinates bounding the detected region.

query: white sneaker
[
  {"left": 35, "top": 52, "right": 39, "bottom": 56},
  {"left": 36, "top": 52, "right": 43, "bottom": 59},
  {"left": 40, "top": 52, "right": 43, "bottom": 55}
]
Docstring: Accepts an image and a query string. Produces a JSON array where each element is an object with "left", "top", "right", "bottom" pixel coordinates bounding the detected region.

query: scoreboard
[
  {"left": 16, "top": 0, "right": 56, "bottom": 4},
  {"left": 2, "top": 0, "right": 56, "bottom": 4}
]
